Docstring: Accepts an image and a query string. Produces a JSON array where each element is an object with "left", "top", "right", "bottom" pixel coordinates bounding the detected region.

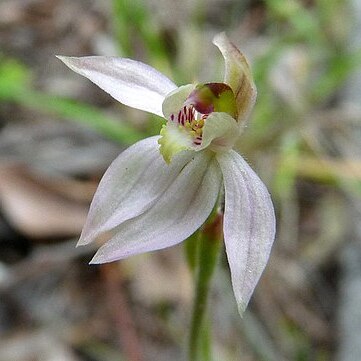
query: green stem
[{"left": 188, "top": 211, "right": 223, "bottom": 361}]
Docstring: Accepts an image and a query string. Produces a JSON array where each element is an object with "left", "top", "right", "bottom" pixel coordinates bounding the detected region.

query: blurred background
[{"left": 0, "top": 0, "right": 360, "bottom": 360}]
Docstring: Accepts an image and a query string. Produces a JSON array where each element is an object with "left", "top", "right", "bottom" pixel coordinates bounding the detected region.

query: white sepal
[
  {"left": 217, "top": 150, "right": 276, "bottom": 314},
  {"left": 212, "top": 33, "right": 257, "bottom": 124},
  {"left": 78, "top": 136, "right": 193, "bottom": 246},
  {"left": 57, "top": 56, "right": 177, "bottom": 117},
  {"left": 90, "top": 152, "right": 221, "bottom": 263}
]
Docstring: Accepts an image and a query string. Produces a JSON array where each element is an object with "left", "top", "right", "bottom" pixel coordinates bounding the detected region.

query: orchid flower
[{"left": 58, "top": 33, "right": 276, "bottom": 313}]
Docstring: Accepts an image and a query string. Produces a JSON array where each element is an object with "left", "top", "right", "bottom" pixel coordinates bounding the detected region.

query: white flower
[{"left": 58, "top": 33, "right": 276, "bottom": 313}]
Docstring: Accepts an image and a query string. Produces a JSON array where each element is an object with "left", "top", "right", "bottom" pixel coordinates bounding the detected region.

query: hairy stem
[{"left": 188, "top": 211, "right": 223, "bottom": 361}]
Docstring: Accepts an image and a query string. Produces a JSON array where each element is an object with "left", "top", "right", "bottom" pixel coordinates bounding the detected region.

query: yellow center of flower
[
  {"left": 169, "top": 105, "right": 207, "bottom": 145},
  {"left": 168, "top": 82, "right": 237, "bottom": 146},
  {"left": 158, "top": 82, "right": 237, "bottom": 163}
]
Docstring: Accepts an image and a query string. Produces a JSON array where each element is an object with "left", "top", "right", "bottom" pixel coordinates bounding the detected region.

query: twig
[{"left": 100, "top": 263, "right": 143, "bottom": 361}]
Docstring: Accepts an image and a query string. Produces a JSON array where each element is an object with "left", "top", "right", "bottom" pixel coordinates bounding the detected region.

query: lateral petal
[
  {"left": 78, "top": 136, "right": 194, "bottom": 246},
  {"left": 217, "top": 150, "right": 276, "bottom": 314},
  {"left": 57, "top": 56, "right": 177, "bottom": 117},
  {"left": 90, "top": 152, "right": 221, "bottom": 263}
]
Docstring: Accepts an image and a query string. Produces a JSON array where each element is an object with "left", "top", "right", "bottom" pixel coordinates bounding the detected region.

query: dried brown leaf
[{"left": 0, "top": 164, "right": 90, "bottom": 238}]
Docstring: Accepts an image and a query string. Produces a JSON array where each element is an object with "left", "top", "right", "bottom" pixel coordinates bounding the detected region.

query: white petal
[
  {"left": 90, "top": 152, "right": 221, "bottom": 263},
  {"left": 217, "top": 150, "right": 276, "bottom": 314},
  {"left": 199, "top": 112, "right": 240, "bottom": 152},
  {"left": 57, "top": 56, "right": 177, "bottom": 117},
  {"left": 162, "top": 84, "right": 195, "bottom": 119},
  {"left": 79, "top": 136, "right": 194, "bottom": 246},
  {"left": 158, "top": 122, "right": 194, "bottom": 164}
]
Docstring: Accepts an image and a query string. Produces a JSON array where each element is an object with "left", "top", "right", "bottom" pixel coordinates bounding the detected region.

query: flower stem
[{"left": 188, "top": 211, "right": 223, "bottom": 361}]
